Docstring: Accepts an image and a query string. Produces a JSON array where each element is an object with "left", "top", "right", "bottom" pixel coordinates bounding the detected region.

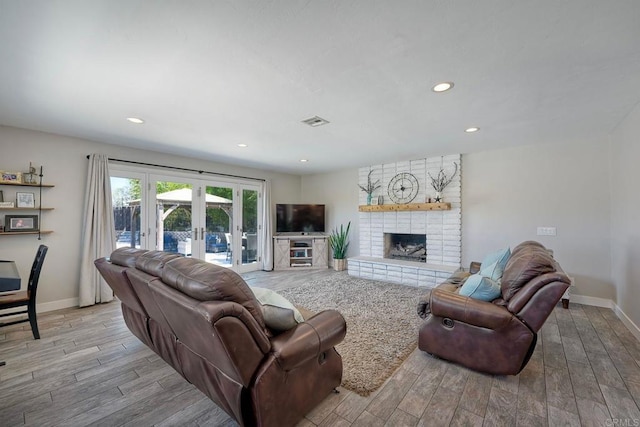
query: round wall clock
[{"left": 387, "top": 172, "right": 419, "bottom": 204}]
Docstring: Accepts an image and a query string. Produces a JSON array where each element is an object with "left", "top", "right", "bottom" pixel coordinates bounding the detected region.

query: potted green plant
[{"left": 328, "top": 221, "right": 351, "bottom": 271}]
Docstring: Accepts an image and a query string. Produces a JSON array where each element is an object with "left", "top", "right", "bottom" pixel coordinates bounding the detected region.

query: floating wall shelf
[
  {"left": 358, "top": 202, "right": 451, "bottom": 212},
  {"left": 0, "top": 182, "right": 54, "bottom": 188},
  {"left": 0, "top": 231, "right": 53, "bottom": 236},
  {"left": 0, "top": 169, "right": 54, "bottom": 239},
  {"left": 0, "top": 207, "right": 54, "bottom": 211}
]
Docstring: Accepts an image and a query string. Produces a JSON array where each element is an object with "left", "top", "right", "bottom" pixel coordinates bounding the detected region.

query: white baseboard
[
  {"left": 570, "top": 294, "right": 640, "bottom": 342},
  {"left": 570, "top": 294, "right": 614, "bottom": 309},
  {"left": 0, "top": 297, "right": 78, "bottom": 321},
  {"left": 38, "top": 297, "right": 78, "bottom": 313},
  {"left": 613, "top": 303, "right": 640, "bottom": 342}
]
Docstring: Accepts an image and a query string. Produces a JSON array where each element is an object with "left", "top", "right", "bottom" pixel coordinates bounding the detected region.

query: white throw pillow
[{"left": 250, "top": 286, "right": 304, "bottom": 332}]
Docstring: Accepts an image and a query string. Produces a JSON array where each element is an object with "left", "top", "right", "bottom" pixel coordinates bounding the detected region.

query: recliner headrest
[
  {"left": 135, "top": 251, "right": 182, "bottom": 276},
  {"left": 110, "top": 247, "right": 149, "bottom": 267},
  {"left": 161, "top": 257, "right": 266, "bottom": 330},
  {"left": 501, "top": 245, "right": 556, "bottom": 301}
]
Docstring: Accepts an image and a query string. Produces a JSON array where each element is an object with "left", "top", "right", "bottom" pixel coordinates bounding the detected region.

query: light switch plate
[{"left": 537, "top": 226, "right": 557, "bottom": 236}]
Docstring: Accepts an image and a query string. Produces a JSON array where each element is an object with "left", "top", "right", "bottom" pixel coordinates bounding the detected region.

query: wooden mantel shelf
[{"left": 359, "top": 202, "right": 451, "bottom": 212}]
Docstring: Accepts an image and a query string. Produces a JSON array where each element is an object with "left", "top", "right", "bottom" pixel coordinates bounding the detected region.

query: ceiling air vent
[{"left": 301, "top": 116, "right": 330, "bottom": 127}]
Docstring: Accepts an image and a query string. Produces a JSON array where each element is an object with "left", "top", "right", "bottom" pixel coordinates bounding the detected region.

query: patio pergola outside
[{"left": 128, "top": 188, "right": 233, "bottom": 251}]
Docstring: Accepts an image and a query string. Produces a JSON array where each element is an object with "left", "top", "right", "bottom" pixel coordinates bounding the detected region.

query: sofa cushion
[
  {"left": 458, "top": 273, "right": 502, "bottom": 301},
  {"left": 250, "top": 287, "right": 304, "bottom": 332},
  {"left": 501, "top": 246, "right": 555, "bottom": 301}
]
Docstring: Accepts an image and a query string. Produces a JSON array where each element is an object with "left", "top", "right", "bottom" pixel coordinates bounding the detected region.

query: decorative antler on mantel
[
  {"left": 428, "top": 162, "right": 458, "bottom": 193},
  {"left": 358, "top": 170, "right": 381, "bottom": 196}
]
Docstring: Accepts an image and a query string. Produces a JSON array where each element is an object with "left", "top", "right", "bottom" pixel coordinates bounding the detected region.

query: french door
[
  {"left": 199, "top": 181, "right": 261, "bottom": 273},
  {"left": 238, "top": 185, "right": 261, "bottom": 272},
  {"left": 111, "top": 167, "right": 262, "bottom": 273},
  {"left": 111, "top": 172, "right": 147, "bottom": 250}
]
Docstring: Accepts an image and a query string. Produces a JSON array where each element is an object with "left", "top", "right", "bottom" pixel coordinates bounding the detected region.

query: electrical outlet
[{"left": 536, "top": 226, "right": 557, "bottom": 236}]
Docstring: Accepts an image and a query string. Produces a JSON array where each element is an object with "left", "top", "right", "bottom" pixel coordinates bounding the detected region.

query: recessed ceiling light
[
  {"left": 300, "top": 159, "right": 308, "bottom": 163},
  {"left": 465, "top": 127, "right": 480, "bottom": 133},
  {"left": 432, "top": 82, "right": 454, "bottom": 93},
  {"left": 237, "top": 143, "right": 248, "bottom": 147},
  {"left": 126, "top": 117, "right": 144, "bottom": 124},
  {"left": 301, "top": 116, "right": 330, "bottom": 127}
]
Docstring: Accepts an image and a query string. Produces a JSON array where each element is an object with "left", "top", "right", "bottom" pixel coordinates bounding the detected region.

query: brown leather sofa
[
  {"left": 417, "top": 241, "right": 571, "bottom": 375},
  {"left": 95, "top": 248, "right": 346, "bottom": 427}
]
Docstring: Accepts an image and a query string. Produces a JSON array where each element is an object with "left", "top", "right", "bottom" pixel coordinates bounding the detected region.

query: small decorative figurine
[{"left": 23, "top": 162, "right": 38, "bottom": 184}]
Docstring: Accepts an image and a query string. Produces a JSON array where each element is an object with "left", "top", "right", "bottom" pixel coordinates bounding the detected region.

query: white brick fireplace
[{"left": 348, "top": 155, "right": 461, "bottom": 288}]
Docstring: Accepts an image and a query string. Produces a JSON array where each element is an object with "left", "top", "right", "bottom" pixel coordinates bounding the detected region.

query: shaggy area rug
[{"left": 278, "top": 275, "right": 426, "bottom": 396}]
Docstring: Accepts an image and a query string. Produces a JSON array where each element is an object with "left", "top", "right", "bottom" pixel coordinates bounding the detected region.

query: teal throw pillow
[
  {"left": 250, "top": 287, "right": 304, "bottom": 332},
  {"left": 480, "top": 260, "right": 502, "bottom": 282},
  {"left": 459, "top": 273, "right": 502, "bottom": 301},
  {"left": 480, "top": 247, "right": 511, "bottom": 281},
  {"left": 481, "top": 246, "right": 511, "bottom": 270}
]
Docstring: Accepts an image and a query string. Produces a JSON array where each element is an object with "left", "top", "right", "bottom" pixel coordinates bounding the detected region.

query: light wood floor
[{"left": 1, "top": 269, "right": 640, "bottom": 426}]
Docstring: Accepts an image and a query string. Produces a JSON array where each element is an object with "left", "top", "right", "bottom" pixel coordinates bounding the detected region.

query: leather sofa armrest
[
  {"left": 196, "top": 300, "right": 272, "bottom": 354},
  {"left": 270, "top": 309, "right": 346, "bottom": 371},
  {"left": 469, "top": 261, "right": 482, "bottom": 274},
  {"left": 431, "top": 288, "right": 513, "bottom": 330}
]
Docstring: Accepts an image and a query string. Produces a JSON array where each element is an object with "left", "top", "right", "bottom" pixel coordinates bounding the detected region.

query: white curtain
[
  {"left": 261, "top": 180, "right": 273, "bottom": 270},
  {"left": 79, "top": 154, "right": 116, "bottom": 306}
]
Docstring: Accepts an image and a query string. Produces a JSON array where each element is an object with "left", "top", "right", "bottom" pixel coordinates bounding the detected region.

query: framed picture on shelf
[
  {"left": 5, "top": 215, "right": 39, "bottom": 232},
  {"left": 16, "top": 192, "right": 35, "bottom": 208},
  {"left": 0, "top": 171, "right": 22, "bottom": 184}
]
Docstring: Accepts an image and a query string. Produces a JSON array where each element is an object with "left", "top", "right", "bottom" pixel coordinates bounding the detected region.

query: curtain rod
[{"left": 86, "top": 155, "right": 265, "bottom": 182}]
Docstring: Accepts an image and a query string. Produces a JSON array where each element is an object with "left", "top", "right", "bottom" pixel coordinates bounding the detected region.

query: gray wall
[
  {"left": 610, "top": 101, "right": 640, "bottom": 329},
  {"left": 0, "top": 125, "right": 301, "bottom": 309},
  {"left": 462, "top": 140, "right": 613, "bottom": 301},
  {"left": 301, "top": 169, "right": 360, "bottom": 262}
]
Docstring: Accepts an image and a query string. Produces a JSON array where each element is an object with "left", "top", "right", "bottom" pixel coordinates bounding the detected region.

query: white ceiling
[{"left": 1, "top": 1, "right": 640, "bottom": 175}]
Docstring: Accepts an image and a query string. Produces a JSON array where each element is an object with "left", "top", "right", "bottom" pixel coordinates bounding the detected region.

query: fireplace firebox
[{"left": 384, "top": 233, "right": 426, "bottom": 262}]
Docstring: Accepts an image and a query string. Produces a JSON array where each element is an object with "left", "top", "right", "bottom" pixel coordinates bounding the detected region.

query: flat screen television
[{"left": 276, "top": 204, "right": 325, "bottom": 233}]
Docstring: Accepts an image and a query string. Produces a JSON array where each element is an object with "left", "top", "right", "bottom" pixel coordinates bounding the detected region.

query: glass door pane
[
  {"left": 111, "top": 175, "right": 144, "bottom": 249},
  {"left": 204, "top": 184, "right": 234, "bottom": 267},
  {"left": 152, "top": 179, "right": 194, "bottom": 256},
  {"left": 240, "top": 187, "right": 259, "bottom": 269}
]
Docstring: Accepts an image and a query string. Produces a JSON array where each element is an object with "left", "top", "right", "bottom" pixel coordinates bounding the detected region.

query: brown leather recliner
[
  {"left": 95, "top": 248, "right": 346, "bottom": 427},
  {"left": 417, "top": 241, "right": 571, "bottom": 375}
]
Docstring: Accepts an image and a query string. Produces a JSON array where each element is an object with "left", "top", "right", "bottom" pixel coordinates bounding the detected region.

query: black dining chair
[{"left": 0, "top": 245, "right": 48, "bottom": 339}]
